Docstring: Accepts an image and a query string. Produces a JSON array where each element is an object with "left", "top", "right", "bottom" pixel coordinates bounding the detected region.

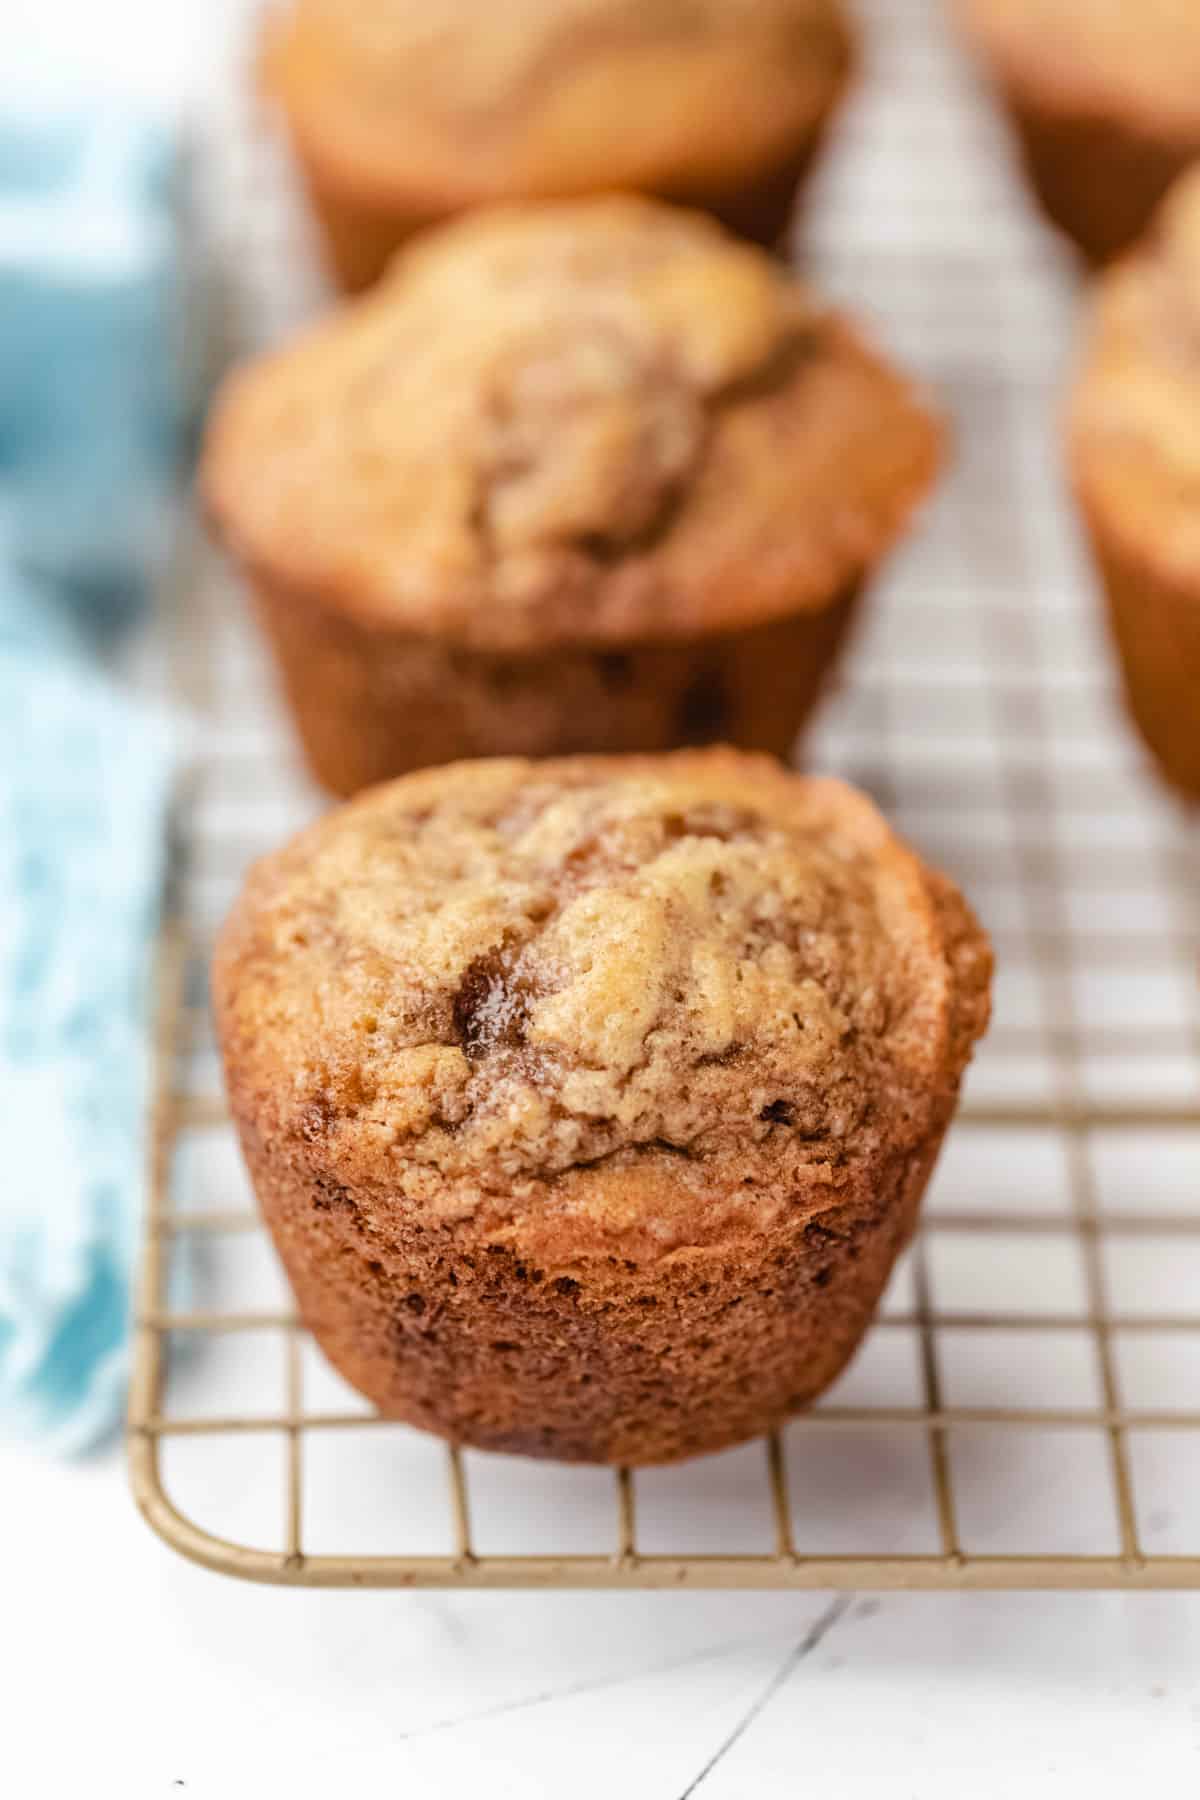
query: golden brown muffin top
[
  {"left": 1069, "top": 169, "right": 1200, "bottom": 579},
  {"left": 958, "top": 0, "right": 1200, "bottom": 136},
  {"left": 263, "top": 0, "right": 853, "bottom": 202},
  {"left": 203, "top": 198, "right": 940, "bottom": 651},
  {"left": 214, "top": 751, "right": 991, "bottom": 1256}
]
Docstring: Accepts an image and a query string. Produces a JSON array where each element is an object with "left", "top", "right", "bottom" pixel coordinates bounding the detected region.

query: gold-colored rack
[
  {"left": 128, "top": 902, "right": 1200, "bottom": 1589},
  {"left": 127, "top": 0, "right": 1200, "bottom": 1589}
]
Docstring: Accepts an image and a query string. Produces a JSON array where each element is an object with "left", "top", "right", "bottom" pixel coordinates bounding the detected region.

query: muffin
[
  {"left": 261, "top": 0, "right": 856, "bottom": 291},
  {"left": 214, "top": 749, "right": 992, "bottom": 1466},
  {"left": 956, "top": 0, "right": 1200, "bottom": 264},
  {"left": 202, "top": 198, "right": 942, "bottom": 796},
  {"left": 1068, "top": 171, "right": 1200, "bottom": 799}
]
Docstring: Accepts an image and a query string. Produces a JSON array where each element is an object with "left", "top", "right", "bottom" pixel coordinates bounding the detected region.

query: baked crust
[
  {"left": 1069, "top": 171, "right": 1200, "bottom": 579},
  {"left": 203, "top": 199, "right": 940, "bottom": 790},
  {"left": 956, "top": 0, "right": 1200, "bottom": 261},
  {"left": 215, "top": 749, "right": 992, "bottom": 1463},
  {"left": 245, "top": 575, "right": 862, "bottom": 797},
  {"left": 1068, "top": 170, "right": 1200, "bottom": 795},
  {"left": 204, "top": 198, "right": 940, "bottom": 652},
  {"left": 262, "top": 0, "right": 856, "bottom": 286}
]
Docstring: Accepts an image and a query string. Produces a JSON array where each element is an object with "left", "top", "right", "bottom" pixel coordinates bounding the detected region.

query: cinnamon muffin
[
  {"left": 1068, "top": 170, "right": 1200, "bottom": 800},
  {"left": 956, "top": 0, "right": 1200, "bottom": 264},
  {"left": 261, "top": 0, "right": 856, "bottom": 291},
  {"left": 214, "top": 749, "right": 992, "bottom": 1466},
  {"left": 202, "top": 198, "right": 942, "bottom": 796}
]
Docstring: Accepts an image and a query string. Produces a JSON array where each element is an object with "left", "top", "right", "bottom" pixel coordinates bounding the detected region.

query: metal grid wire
[{"left": 128, "top": 0, "right": 1200, "bottom": 1587}]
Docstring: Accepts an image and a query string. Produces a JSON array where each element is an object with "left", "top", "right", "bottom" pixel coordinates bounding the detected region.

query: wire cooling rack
[{"left": 128, "top": 0, "right": 1200, "bottom": 1588}]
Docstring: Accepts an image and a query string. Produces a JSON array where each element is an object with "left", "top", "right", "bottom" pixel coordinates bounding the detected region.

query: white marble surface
[
  {"left": 6, "top": 2, "right": 1200, "bottom": 1792},
  {"left": 7, "top": 1434, "right": 1200, "bottom": 1796}
]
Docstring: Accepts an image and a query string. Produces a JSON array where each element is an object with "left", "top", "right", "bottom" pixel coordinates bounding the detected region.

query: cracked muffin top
[
  {"left": 214, "top": 751, "right": 991, "bottom": 1255},
  {"left": 202, "top": 197, "right": 940, "bottom": 652},
  {"left": 957, "top": 0, "right": 1200, "bottom": 134},
  {"left": 262, "top": 0, "right": 853, "bottom": 202},
  {"left": 1069, "top": 169, "right": 1200, "bottom": 578}
]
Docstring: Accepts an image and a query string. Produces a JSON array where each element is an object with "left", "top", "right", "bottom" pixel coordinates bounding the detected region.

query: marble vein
[
  {"left": 384, "top": 1629, "right": 792, "bottom": 1745},
  {"left": 676, "top": 1593, "right": 855, "bottom": 1796}
]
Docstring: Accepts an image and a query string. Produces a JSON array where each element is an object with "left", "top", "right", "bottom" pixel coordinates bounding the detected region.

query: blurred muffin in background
[
  {"left": 955, "top": 0, "right": 1200, "bottom": 264},
  {"left": 261, "top": 0, "right": 856, "bottom": 290},
  {"left": 1068, "top": 169, "right": 1200, "bottom": 799},
  {"left": 202, "top": 197, "right": 941, "bottom": 796}
]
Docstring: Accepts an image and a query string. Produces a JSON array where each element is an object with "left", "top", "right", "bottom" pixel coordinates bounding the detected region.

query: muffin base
[
  {"left": 999, "top": 89, "right": 1197, "bottom": 264},
  {"left": 253, "top": 576, "right": 861, "bottom": 796},
  {"left": 1083, "top": 509, "right": 1200, "bottom": 801},
  {"left": 291, "top": 122, "right": 841, "bottom": 292},
  {"left": 230, "top": 1103, "right": 947, "bottom": 1466}
]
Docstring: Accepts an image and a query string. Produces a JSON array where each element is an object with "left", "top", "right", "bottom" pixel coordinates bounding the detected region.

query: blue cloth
[
  {"left": 0, "top": 586, "right": 174, "bottom": 1453},
  {"left": 0, "top": 103, "right": 193, "bottom": 625},
  {"left": 0, "top": 103, "right": 190, "bottom": 1452}
]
